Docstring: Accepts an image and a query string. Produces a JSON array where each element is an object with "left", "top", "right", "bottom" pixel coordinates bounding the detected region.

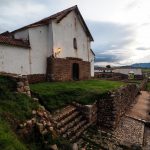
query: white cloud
[{"left": 0, "top": 0, "right": 149, "bottom": 66}]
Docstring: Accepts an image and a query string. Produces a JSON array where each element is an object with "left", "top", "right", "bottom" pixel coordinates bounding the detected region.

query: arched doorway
[{"left": 72, "top": 63, "right": 79, "bottom": 80}]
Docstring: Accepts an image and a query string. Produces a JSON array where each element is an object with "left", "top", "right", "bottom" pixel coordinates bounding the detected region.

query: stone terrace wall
[
  {"left": 72, "top": 102, "right": 97, "bottom": 124},
  {"left": 97, "top": 84, "right": 139, "bottom": 130},
  {"left": 47, "top": 57, "right": 91, "bottom": 81},
  {"left": 0, "top": 73, "right": 31, "bottom": 97},
  {"left": 95, "top": 73, "right": 143, "bottom": 80},
  {"left": 17, "top": 75, "right": 31, "bottom": 97},
  {"left": 139, "top": 79, "right": 148, "bottom": 90}
]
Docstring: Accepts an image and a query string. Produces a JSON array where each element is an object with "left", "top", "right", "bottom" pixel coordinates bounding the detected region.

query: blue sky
[{"left": 0, "top": 0, "right": 150, "bottom": 66}]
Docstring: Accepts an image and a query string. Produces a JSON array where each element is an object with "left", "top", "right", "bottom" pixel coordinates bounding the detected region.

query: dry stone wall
[
  {"left": 17, "top": 75, "right": 31, "bottom": 97},
  {"left": 0, "top": 73, "right": 31, "bottom": 97},
  {"left": 139, "top": 79, "right": 148, "bottom": 90},
  {"left": 97, "top": 84, "right": 140, "bottom": 130},
  {"left": 72, "top": 102, "right": 97, "bottom": 124}
]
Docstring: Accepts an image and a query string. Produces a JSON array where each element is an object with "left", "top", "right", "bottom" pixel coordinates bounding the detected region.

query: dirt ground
[{"left": 126, "top": 91, "right": 150, "bottom": 122}]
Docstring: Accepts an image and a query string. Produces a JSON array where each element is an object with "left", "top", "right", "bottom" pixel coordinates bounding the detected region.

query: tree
[{"left": 106, "top": 65, "right": 111, "bottom": 68}]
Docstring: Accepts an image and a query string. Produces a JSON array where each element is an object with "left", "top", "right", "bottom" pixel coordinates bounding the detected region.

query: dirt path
[{"left": 126, "top": 91, "right": 150, "bottom": 122}]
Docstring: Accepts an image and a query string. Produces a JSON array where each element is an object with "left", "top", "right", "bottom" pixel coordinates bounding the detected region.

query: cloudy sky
[{"left": 0, "top": 0, "right": 150, "bottom": 66}]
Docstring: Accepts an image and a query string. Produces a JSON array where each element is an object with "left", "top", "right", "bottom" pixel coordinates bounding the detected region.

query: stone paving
[
  {"left": 113, "top": 116, "right": 145, "bottom": 147},
  {"left": 77, "top": 91, "right": 150, "bottom": 150},
  {"left": 143, "top": 126, "right": 150, "bottom": 150}
]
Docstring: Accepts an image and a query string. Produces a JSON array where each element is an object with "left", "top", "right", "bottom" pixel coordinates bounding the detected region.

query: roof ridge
[
  {"left": 11, "top": 5, "right": 78, "bottom": 33},
  {"left": 9, "top": 5, "right": 93, "bottom": 41}
]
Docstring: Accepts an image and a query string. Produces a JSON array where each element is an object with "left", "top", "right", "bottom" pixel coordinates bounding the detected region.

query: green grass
[
  {"left": 0, "top": 76, "right": 40, "bottom": 150},
  {"left": 147, "top": 82, "right": 150, "bottom": 91},
  {"left": 142, "top": 69, "right": 150, "bottom": 73},
  {"left": 30, "top": 80, "right": 125, "bottom": 112},
  {"left": 0, "top": 120, "right": 28, "bottom": 150}
]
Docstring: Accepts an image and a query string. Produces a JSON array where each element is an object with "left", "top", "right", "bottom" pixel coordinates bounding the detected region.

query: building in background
[{"left": 0, "top": 5, "right": 94, "bottom": 82}]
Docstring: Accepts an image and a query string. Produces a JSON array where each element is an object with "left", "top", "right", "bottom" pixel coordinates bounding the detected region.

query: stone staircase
[{"left": 52, "top": 105, "right": 91, "bottom": 142}]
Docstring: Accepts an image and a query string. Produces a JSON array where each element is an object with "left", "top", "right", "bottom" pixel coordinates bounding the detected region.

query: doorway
[{"left": 72, "top": 63, "right": 79, "bottom": 80}]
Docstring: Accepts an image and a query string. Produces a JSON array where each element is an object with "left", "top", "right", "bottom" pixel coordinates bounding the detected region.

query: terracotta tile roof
[
  {"left": 0, "top": 35, "right": 30, "bottom": 48},
  {"left": 11, "top": 5, "right": 94, "bottom": 41}
]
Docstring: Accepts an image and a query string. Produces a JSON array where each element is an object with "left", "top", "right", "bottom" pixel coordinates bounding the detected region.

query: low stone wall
[
  {"left": 97, "top": 84, "right": 139, "bottom": 130},
  {"left": 47, "top": 57, "right": 91, "bottom": 81},
  {"left": 72, "top": 102, "right": 97, "bottom": 124},
  {"left": 0, "top": 73, "right": 31, "bottom": 97},
  {"left": 95, "top": 73, "right": 143, "bottom": 80},
  {"left": 139, "top": 79, "right": 148, "bottom": 90},
  {"left": 27, "top": 74, "right": 46, "bottom": 84},
  {"left": 17, "top": 75, "right": 31, "bottom": 97}
]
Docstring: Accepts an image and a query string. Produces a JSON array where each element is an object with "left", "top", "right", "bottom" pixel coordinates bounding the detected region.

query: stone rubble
[{"left": 19, "top": 105, "right": 58, "bottom": 149}]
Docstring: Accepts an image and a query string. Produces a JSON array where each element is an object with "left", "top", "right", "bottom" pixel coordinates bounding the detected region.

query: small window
[{"left": 73, "top": 38, "right": 77, "bottom": 49}]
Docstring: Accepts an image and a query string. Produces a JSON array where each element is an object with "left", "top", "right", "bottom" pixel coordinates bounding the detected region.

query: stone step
[
  {"left": 53, "top": 105, "right": 76, "bottom": 122},
  {"left": 70, "top": 122, "right": 91, "bottom": 142},
  {"left": 56, "top": 111, "right": 80, "bottom": 128},
  {"left": 62, "top": 120, "right": 87, "bottom": 139},
  {"left": 58, "top": 115, "right": 83, "bottom": 134}
]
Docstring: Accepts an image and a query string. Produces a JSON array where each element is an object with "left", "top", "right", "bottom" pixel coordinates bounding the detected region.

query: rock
[
  {"left": 37, "top": 111, "right": 44, "bottom": 117},
  {"left": 41, "top": 129, "right": 48, "bottom": 135},
  {"left": 72, "top": 143, "right": 78, "bottom": 150},
  {"left": 26, "top": 120, "right": 32, "bottom": 126},
  {"left": 31, "top": 118, "right": 36, "bottom": 123},
  {"left": 17, "top": 81, "right": 24, "bottom": 87},
  {"left": 49, "top": 127, "right": 54, "bottom": 131},
  {"left": 32, "top": 98, "right": 39, "bottom": 102},
  {"left": 39, "top": 105, "right": 45, "bottom": 111},
  {"left": 17, "top": 87, "right": 24, "bottom": 92},
  {"left": 36, "top": 123, "right": 44, "bottom": 132},
  {"left": 24, "top": 81, "right": 29, "bottom": 86},
  {"left": 19, "top": 124, "right": 24, "bottom": 129},
  {"left": 23, "top": 122, "right": 27, "bottom": 127},
  {"left": 32, "top": 110, "right": 37, "bottom": 115},
  {"left": 24, "top": 86, "right": 30, "bottom": 91},
  {"left": 27, "top": 91, "right": 31, "bottom": 96},
  {"left": 50, "top": 144, "right": 58, "bottom": 150},
  {"left": 47, "top": 121, "right": 51, "bottom": 127}
]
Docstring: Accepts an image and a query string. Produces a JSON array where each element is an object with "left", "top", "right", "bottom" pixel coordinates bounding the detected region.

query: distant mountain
[{"left": 131, "top": 63, "right": 150, "bottom": 68}]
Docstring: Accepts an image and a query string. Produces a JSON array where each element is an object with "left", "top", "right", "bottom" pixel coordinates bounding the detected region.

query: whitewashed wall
[
  {"left": 29, "top": 25, "right": 49, "bottom": 74},
  {"left": 0, "top": 45, "right": 30, "bottom": 75},
  {"left": 52, "top": 11, "right": 91, "bottom": 62},
  {"left": 89, "top": 50, "right": 95, "bottom": 77}
]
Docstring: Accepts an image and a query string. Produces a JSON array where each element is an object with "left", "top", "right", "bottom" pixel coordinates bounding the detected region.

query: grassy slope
[
  {"left": 0, "top": 76, "right": 39, "bottom": 150},
  {"left": 142, "top": 69, "right": 150, "bottom": 73},
  {"left": 147, "top": 82, "right": 150, "bottom": 91},
  {"left": 30, "top": 80, "right": 125, "bottom": 112}
]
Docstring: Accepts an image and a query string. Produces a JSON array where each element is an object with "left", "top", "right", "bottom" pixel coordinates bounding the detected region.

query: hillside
[
  {"left": 131, "top": 63, "right": 150, "bottom": 68},
  {"left": 0, "top": 76, "right": 42, "bottom": 150}
]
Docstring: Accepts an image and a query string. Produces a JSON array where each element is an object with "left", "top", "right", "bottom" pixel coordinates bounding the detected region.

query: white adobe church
[{"left": 0, "top": 6, "right": 94, "bottom": 82}]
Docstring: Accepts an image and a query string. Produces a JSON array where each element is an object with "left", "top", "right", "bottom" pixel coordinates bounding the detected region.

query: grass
[
  {"left": 0, "top": 120, "right": 28, "bottom": 150},
  {"left": 147, "top": 82, "right": 150, "bottom": 91},
  {"left": 142, "top": 69, "right": 150, "bottom": 73},
  {"left": 30, "top": 80, "right": 125, "bottom": 112},
  {"left": 0, "top": 76, "right": 40, "bottom": 150}
]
